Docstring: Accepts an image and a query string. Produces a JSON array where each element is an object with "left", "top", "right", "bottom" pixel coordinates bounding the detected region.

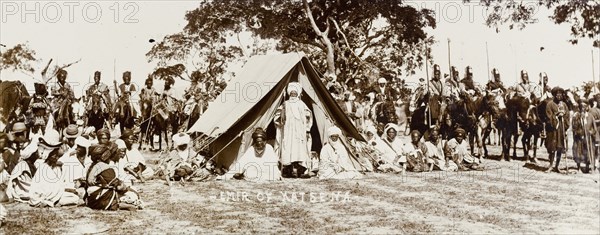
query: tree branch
[
  {"left": 329, "top": 16, "right": 362, "bottom": 62},
  {"left": 303, "top": 0, "right": 324, "bottom": 37}
]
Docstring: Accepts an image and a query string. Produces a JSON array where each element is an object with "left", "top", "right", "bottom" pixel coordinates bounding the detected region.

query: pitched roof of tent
[{"left": 188, "top": 53, "right": 363, "bottom": 141}]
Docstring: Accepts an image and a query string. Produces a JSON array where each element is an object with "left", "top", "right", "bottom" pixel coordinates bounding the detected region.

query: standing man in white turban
[{"left": 274, "top": 82, "right": 313, "bottom": 178}]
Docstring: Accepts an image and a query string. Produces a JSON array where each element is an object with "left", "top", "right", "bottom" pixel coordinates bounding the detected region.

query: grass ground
[{"left": 2, "top": 134, "right": 599, "bottom": 234}]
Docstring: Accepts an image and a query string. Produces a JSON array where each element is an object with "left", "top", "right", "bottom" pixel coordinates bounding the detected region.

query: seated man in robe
[
  {"left": 157, "top": 133, "right": 209, "bottom": 185},
  {"left": 233, "top": 128, "right": 281, "bottom": 181},
  {"left": 29, "top": 147, "right": 80, "bottom": 207},
  {"left": 59, "top": 136, "right": 91, "bottom": 198},
  {"left": 444, "top": 128, "right": 481, "bottom": 171},
  {"left": 375, "top": 123, "right": 406, "bottom": 173},
  {"left": 424, "top": 128, "right": 458, "bottom": 171},
  {"left": 403, "top": 130, "right": 431, "bottom": 172},
  {"left": 116, "top": 130, "right": 154, "bottom": 185},
  {"left": 86, "top": 144, "right": 143, "bottom": 210},
  {"left": 6, "top": 129, "right": 58, "bottom": 202},
  {"left": 318, "top": 126, "right": 363, "bottom": 180}
]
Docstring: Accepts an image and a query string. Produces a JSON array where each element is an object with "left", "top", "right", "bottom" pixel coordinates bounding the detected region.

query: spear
[
  {"left": 486, "top": 42, "right": 491, "bottom": 81},
  {"left": 593, "top": 50, "right": 597, "bottom": 93},
  {"left": 425, "top": 45, "right": 432, "bottom": 127},
  {"left": 448, "top": 39, "right": 452, "bottom": 81}
]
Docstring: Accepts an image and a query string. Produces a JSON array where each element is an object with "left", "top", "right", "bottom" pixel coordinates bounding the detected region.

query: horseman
[
  {"left": 86, "top": 71, "right": 112, "bottom": 115},
  {"left": 515, "top": 70, "right": 535, "bottom": 99},
  {"left": 460, "top": 66, "right": 476, "bottom": 94},
  {"left": 50, "top": 69, "right": 75, "bottom": 130},
  {"left": 183, "top": 72, "right": 206, "bottom": 130},
  {"left": 139, "top": 77, "right": 157, "bottom": 113},
  {"left": 486, "top": 68, "right": 506, "bottom": 94},
  {"left": 115, "top": 71, "right": 137, "bottom": 132},
  {"left": 444, "top": 66, "right": 461, "bottom": 100},
  {"left": 339, "top": 91, "right": 359, "bottom": 125},
  {"left": 428, "top": 64, "right": 445, "bottom": 126},
  {"left": 372, "top": 78, "right": 397, "bottom": 103},
  {"left": 539, "top": 72, "right": 552, "bottom": 100}
]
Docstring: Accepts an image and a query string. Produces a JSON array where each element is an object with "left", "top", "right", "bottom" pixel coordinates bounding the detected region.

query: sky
[{"left": 1, "top": 0, "right": 599, "bottom": 97}]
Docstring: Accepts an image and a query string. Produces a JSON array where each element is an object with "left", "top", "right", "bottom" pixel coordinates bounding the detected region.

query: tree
[
  {"left": 147, "top": 0, "right": 436, "bottom": 86},
  {"left": 474, "top": 0, "right": 600, "bottom": 47},
  {"left": 0, "top": 43, "right": 37, "bottom": 74},
  {"left": 0, "top": 43, "right": 79, "bottom": 84}
]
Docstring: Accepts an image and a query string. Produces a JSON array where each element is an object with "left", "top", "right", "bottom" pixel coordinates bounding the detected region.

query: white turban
[
  {"left": 365, "top": 125, "right": 377, "bottom": 135},
  {"left": 83, "top": 126, "right": 96, "bottom": 136},
  {"left": 172, "top": 133, "right": 191, "bottom": 147},
  {"left": 327, "top": 126, "right": 342, "bottom": 137},
  {"left": 287, "top": 82, "right": 302, "bottom": 95},
  {"left": 75, "top": 136, "right": 91, "bottom": 148},
  {"left": 115, "top": 139, "right": 127, "bottom": 149},
  {"left": 383, "top": 123, "right": 400, "bottom": 134},
  {"left": 378, "top": 78, "right": 387, "bottom": 84}
]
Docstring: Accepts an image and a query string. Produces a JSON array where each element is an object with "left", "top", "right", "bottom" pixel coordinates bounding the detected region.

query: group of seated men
[{"left": 0, "top": 122, "right": 152, "bottom": 211}]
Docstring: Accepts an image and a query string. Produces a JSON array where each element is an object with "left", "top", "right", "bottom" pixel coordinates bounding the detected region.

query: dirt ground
[{"left": 2, "top": 134, "right": 600, "bottom": 234}]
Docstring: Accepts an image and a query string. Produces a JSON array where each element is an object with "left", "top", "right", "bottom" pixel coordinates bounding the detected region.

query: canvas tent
[{"left": 187, "top": 53, "right": 366, "bottom": 171}]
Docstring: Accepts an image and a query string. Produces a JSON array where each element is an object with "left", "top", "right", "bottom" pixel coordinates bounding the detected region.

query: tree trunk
[{"left": 302, "top": 0, "right": 336, "bottom": 77}]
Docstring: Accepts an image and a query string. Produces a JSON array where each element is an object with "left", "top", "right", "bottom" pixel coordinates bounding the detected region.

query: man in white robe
[
  {"left": 29, "top": 147, "right": 79, "bottom": 207},
  {"left": 58, "top": 136, "right": 91, "bottom": 194},
  {"left": 375, "top": 124, "right": 406, "bottom": 173},
  {"left": 233, "top": 128, "right": 281, "bottom": 181},
  {"left": 274, "top": 82, "right": 313, "bottom": 178},
  {"left": 444, "top": 128, "right": 481, "bottom": 171},
  {"left": 424, "top": 128, "right": 457, "bottom": 171},
  {"left": 319, "top": 126, "right": 362, "bottom": 180}
]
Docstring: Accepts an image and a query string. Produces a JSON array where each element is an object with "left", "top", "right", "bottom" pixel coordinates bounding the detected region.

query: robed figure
[{"left": 274, "top": 82, "right": 313, "bottom": 178}]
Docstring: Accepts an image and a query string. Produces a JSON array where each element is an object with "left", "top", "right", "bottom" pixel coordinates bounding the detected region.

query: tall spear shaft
[
  {"left": 448, "top": 39, "right": 452, "bottom": 80},
  {"left": 425, "top": 45, "right": 431, "bottom": 127},
  {"left": 593, "top": 50, "right": 597, "bottom": 93},
  {"left": 486, "top": 42, "right": 491, "bottom": 81}
]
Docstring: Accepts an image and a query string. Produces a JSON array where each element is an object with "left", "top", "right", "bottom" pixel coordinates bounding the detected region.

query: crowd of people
[{"left": 1, "top": 63, "right": 599, "bottom": 226}]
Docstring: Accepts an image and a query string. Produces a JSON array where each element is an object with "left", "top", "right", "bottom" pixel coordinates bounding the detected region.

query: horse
[
  {"left": 519, "top": 96, "right": 547, "bottom": 162},
  {"left": 138, "top": 98, "right": 154, "bottom": 150},
  {"left": 409, "top": 92, "right": 444, "bottom": 137},
  {"left": 0, "top": 80, "right": 30, "bottom": 131},
  {"left": 114, "top": 98, "right": 137, "bottom": 134},
  {"left": 498, "top": 94, "right": 530, "bottom": 161},
  {"left": 53, "top": 94, "right": 74, "bottom": 133},
  {"left": 444, "top": 92, "right": 499, "bottom": 158},
  {"left": 371, "top": 100, "right": 399, "bottom": 135},
  {"left": 144, "top": 98, "right": 183, "bottom": 151},
  {"left": 86, "top": 93, "right": 110, "bottom": 131}
]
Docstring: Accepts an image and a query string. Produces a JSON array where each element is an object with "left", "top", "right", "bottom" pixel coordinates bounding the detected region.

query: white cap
[
  {"left": 378, "top": 78, "right": 387, "bottom": 84},
  {"left": 115, "top": 139, "right": 127, "bottom": 149},
  {"left": 75, "top": 136, "right": 91, "bottom": 148}
]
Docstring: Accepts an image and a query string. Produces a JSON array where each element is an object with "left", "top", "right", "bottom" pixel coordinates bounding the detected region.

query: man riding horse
[
  {"left": 86, "top": 71, "right": 112, "bottom": 131},
  {"left": 115, "top": 71, "right": 137, "bottom": 133},
  {"left": 50, "top": 69, "right": 75, "bottom": 133}
]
